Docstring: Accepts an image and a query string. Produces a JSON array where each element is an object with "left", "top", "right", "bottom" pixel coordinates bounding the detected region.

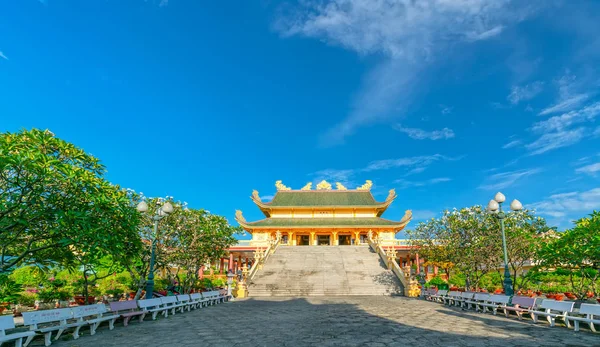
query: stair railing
[
  {"left": 367, "top": 236, "right": 409, "bottom": 295},
  {"left": 248, "top": 236, "right": 281, "bottom": 282}
]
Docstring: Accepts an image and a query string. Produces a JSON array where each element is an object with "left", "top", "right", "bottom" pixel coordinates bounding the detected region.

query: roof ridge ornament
[
  {"left": 386, "top": 188, "right": 396, "bottom": 201},
  {"left": 275, "top": 180, "right": 291, "bottom": 191},
  {"left": 335, "top": 182, "right": 347, "bottom": 190},
  {"left": 400, "top": 209, "right": 412, "bottom": 223},
  {"left": 252, "top": 190, "right": 262, "bottom": 202},
  {"left": 235, "top": 210, "right": 246, "bottom": 223},
  {"left": 357, "top": 180, "right": 373, "bottom": 191},
  {"left": 316, "top": 180, "right": 332, "bottom": 190},
  {"left": 301, "top": 182, "right": 312, "bottom": 190}
]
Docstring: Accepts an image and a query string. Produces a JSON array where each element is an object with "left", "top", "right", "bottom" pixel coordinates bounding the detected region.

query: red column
[
  {"left": 228, "top": 253, "right": 234, "bottom": 272},
  {"left": 199, "top": 266, "right": 204, "bottom": 279},
  {"left": 220, "top": 258, "right": 224, "bottom": 274},
  {"left": 434, "top": 265, "right": 438, "bottom": 275},
  {"left": 246, "top": 258, "right": 249, "bottom": 267},
  {"left": 415, "top": 253, "right": 420, "bottom": 274}
]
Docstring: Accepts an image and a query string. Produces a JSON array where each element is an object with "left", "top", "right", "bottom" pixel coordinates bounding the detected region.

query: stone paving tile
[{"left": 43, "top": 296, "right": 600, "bottom": 347}]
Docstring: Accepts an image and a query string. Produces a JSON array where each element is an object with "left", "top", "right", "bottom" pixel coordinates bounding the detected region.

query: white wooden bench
[
  {"left": 202, "top": 291, "right": 224, "bottom": 305},
  {"left": 72, "top": 303, "right": 120, "bottom": 336},
  {"left": 566, "top": 303, "right": 600, "bottom": 332},
  {"left": 175, "top": 295, "right": 192, "bottom": 312},
  {"left": 443, "top": 291, "right": 461, "bottom": 305},
  {"left": 0, "top": 315, "right": 35, "bottom": 347},
  {"left": 189, "top": 293, "right": 206, "bottom": 309},
  {"left": 502, "top": 296, "right": 537, "bottom": 320},
  {"left": 457, "top": 292, "right": 476, "bottom": 308},
  {"left": 160, "top": 296, "right": 182, "bottom": 316},
  {"left": 529, "top": 299, "right": 575, "bottom": 327},
  {"left": 478, "top": 295, "right": 511, "bottom": 315},
  {"left": 429, "top": 289, "right": 447, "bottom": 303},
  {"left": 464, "top": 293, "right": 491, "bottom": 311},
  {"left": 138, "top": 298, "right": 169, "bottom": 320},
  {"left": 22, "top": 307, "right": 81, "bottom": 347}
]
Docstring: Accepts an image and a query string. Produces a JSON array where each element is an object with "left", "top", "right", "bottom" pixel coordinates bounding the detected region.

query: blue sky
[{"left": 1, "top": 0, "right": 599, "bottom": 237}]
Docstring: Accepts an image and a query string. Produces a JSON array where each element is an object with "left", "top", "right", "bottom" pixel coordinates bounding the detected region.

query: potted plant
[
  {"left": 0, "top": 275, "right": 22, "bottom": 313},
  {"left": 56, "top": 289, "right": 72, "bottom": 308}
]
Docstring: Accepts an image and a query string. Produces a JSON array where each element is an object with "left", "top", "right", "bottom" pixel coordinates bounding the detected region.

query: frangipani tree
[{"left": 537, "top": 211, "right": 600, "bottom": 298}]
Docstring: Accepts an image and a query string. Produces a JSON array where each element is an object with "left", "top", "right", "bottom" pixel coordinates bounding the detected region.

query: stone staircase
[{"left": 248, "top": 246, "right": 402, "bottom": 296}]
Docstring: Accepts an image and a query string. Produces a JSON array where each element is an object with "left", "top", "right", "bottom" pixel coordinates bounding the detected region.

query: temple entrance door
[
  {"left": 297, "top": 234, "right": 310, "bottom": 246},
  {"left": 317, "top": 235, "right": 330, "bottom": 246},
  {"left": 338, "top": 235, "right": 351, "bottom": 245}
]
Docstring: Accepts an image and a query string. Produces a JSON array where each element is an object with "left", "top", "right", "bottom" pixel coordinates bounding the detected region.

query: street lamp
[
  {"left": 487, "top": 192, "right": 522, "bottom": 296},
  {"left": 136, "top": 200, "right": 174, "bottom": 299}
]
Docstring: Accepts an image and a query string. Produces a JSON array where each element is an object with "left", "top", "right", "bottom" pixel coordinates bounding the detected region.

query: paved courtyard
[{"left": 48, "top": 296, "right": 599, "bottom": 347}]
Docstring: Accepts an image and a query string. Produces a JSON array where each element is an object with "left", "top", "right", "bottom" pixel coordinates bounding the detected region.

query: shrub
[
  {"left": 425, "top": 276, "right": 447, "bottom": 288},
  {"left": 0, "top": 274, "right": 22, "bottom": 304},
  {"left": 18, "top": 291, "right": 36, "bottom": 306},
  {"left": 9, "top": 266, "right": 45, "bottom": 287}
]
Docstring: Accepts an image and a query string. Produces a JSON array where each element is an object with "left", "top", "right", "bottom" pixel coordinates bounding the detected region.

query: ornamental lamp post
[
  {"left": 136, "top": 200, "right": 174, "bottom": 299},
  {"left": 486, "top": 192, "right": 522, "bottom": 296}
]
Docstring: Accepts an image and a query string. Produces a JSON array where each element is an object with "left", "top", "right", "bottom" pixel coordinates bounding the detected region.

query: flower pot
[
  {"left": 129, "top": 292, "right": 136, "bottom": 300},
  {"left": 0, "top": 306, "right": 5, "bottom": 314},
  {"left": 564, "top": 292, "right": 576, "bottom": 300},
  {"left": 494, "top": 289, "right": 503, "bottom": 294},
  {"left": 586, "top": 292, "right": 594, "bottom": 298},
  {"left": 596, "top": 298, "right": 600, "bottom": 304},
  {"left": 554, "top": 294, "right": 565, "bottom": 301}
]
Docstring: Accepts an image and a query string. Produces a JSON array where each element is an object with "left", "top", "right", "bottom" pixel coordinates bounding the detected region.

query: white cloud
[
  {"left": 277, "top": 0, "right": 534, "bottom": 146},
  {"left": 532, "top": 102, "right": 600, "bottom": 133},
  {"left": 311, "top": 169, "right": 357, "bottom": 188},
  {"left": 362, "top": 154, "right": 459, "bottom": 172},
  {"left": 538, "top": 71, "right": 590, "bottom": 116},
  {"left": 576, "top": 162, "right": 600, "bottom": 175},
  {"left": 502, "top": 139, "right": 521, "bottom": 149},
  {"left": 538, "top": 94, "right": 589, "bottom": 116},
  {"left": 0, "top": 51, "right": 8, "bottom": 61},
  {"left": 440, "top": 105, "right": 453, "bottom": 115},
  {"left": 507, "top": 81, "right": 544, "bottom": 104},
  {"left": 411, "top": 209, "right": 439, "bottom": 221},
  {"left": 393, "top": 125, "right": 455, "bottom": 140},
  {"left": 394, "top": 177, "right": 451, "bottom": 190},
  {"left": 525, "top": 128, "right": 586, "bottom": 155},
  {"left": 594, "top": 126, "right": 600, "bottom": 137},
  {"left": 529, "top": 188, "right": 600, "bottom": 218},
  {"left": 478, "top": 168, "right": 541, "bottom": 190}
]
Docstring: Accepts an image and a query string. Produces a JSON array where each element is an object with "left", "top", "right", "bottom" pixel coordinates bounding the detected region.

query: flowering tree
[
  {"left": 0, "top": 129, "right": 142, "bottom": 274},
  {"left": 537, "top": 211, "right": 600, "bottom": 298}
]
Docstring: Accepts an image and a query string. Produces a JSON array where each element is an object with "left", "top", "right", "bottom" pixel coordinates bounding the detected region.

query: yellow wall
[{"left": 270, "top": 208, "right": 377, "bottom": 218}]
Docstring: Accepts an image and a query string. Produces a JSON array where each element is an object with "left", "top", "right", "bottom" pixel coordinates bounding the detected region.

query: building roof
[
  {"left": 268, "top": 191, "right": 378, "bottom": 207},
  {"left": 235, "top": 209, "right": 412, "bottom": 232}
]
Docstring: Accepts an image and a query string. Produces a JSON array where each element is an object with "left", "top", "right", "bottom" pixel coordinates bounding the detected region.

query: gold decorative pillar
[
  {"left": 310, "top": 232, "right": 316, "bottom": 246},
  {"left": 353, "top": 231, "right": 360, "bottom": 245},
  {"left": 235, "top": 264, "right": 249, "bottom": 298},
  {"left": 332, "top": 231, "right": 338, "bottom": 245},
  {"left": 287, "top": 231, "right": 295, "bottom": 245}
]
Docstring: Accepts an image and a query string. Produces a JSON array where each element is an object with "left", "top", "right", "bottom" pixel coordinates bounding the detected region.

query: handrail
[
  {"left": 248, "top": 237, "right": 281, "bottom": 282},
  {"left": 368, "top": 238, "right": 409, "bottom": 295}
]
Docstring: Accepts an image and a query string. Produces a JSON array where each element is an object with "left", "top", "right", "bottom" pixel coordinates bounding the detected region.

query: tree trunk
[{"left": 83, "top": 271, "right": 90, "bottom": 305}]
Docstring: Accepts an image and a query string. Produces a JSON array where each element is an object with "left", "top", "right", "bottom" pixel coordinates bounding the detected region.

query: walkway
[{"left": 51, "top": 297, "right": 598, "bottom": 347}]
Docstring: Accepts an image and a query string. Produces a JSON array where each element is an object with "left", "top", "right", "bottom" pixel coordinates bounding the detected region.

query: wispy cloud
[
  {"left": 478, "top": 168, "right": 542, "bottom": 190},
  {"left": 311, "top": 169, "right": 357, "bottom": 188},
  {"left": 440, "top": 105, "right": 453, "bottom": 115},
  {"left": 507, "top": 81, "right": 544, "bottom": 104},
  {"left": 393, "top": 125, "right": 455, "bottom": 140},
  {"left": 277, "top": 0, "right": 535, "bottom": 146},
  {"left": 529, "top": 188, "right": 600, "bottom": 218},
  {"left": 539, "top": 94, "right": 589, "bottom": 115},
  {"left": 526, "top": 101, "right": 600, "bottom": 155},
  {"left": 363, "top": 154, "right": 460, "bottom": 173},
  {"left": 575, "top": 162, "right": 600, "bottom": 176},
  {"left": 538, "top": 71, "right": 590, "bottom": 116},
  {"left": 411, "top": 209, "right": 439, "bottom": 221},
  {"left": 502, "top": 139, "right": 521, "bottom": 149},
  {"left": 394, "top": 177, "right": 451, "bottom": 190},
  {"left": 0, "top": 51, "right": 8, "bottom": 61}
]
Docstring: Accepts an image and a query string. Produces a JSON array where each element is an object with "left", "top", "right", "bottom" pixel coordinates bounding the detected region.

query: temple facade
[{"left": 235, "top": 179, "right": 412, "bottom": 247}]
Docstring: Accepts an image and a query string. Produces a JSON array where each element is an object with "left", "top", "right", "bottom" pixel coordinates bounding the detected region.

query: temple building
[
  {"left": 235, "top": 179, "right": 412, "bottom": 246},
  {"left": 217, "top": 180, "right": 444, "bottom": 282}
]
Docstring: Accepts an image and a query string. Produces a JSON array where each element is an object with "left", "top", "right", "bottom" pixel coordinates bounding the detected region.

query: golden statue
[
  {"left": 301, "top": 182, "right": 312, "bottom": 190},
  {"left": 251, "top": 190, "right": 261, "bottom": 202},
  {"left": 316, "top": 180, "right": 332, "bottom": 190},
  {"left": 335, "top": 182, "right": 347, "bottom": 190},
  {"left": 357, "top": 180, "right": 373, "bottom": 191},
  {"left": 386, "top": 188, "right": 396, "bottom": 201},
  {"left": 235, "top": 210, "right": 246, "bottom": 223},
  {"left": 275, "top": 180, "right": 291, "bottom": 191}
]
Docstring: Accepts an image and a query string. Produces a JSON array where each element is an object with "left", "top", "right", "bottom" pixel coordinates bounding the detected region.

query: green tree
[
  {"left": 0, "top": 128, "right": 141, "bottom": 273},
  {"left": 537, "top": 211, "right": 600, "bottom": 298}
]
